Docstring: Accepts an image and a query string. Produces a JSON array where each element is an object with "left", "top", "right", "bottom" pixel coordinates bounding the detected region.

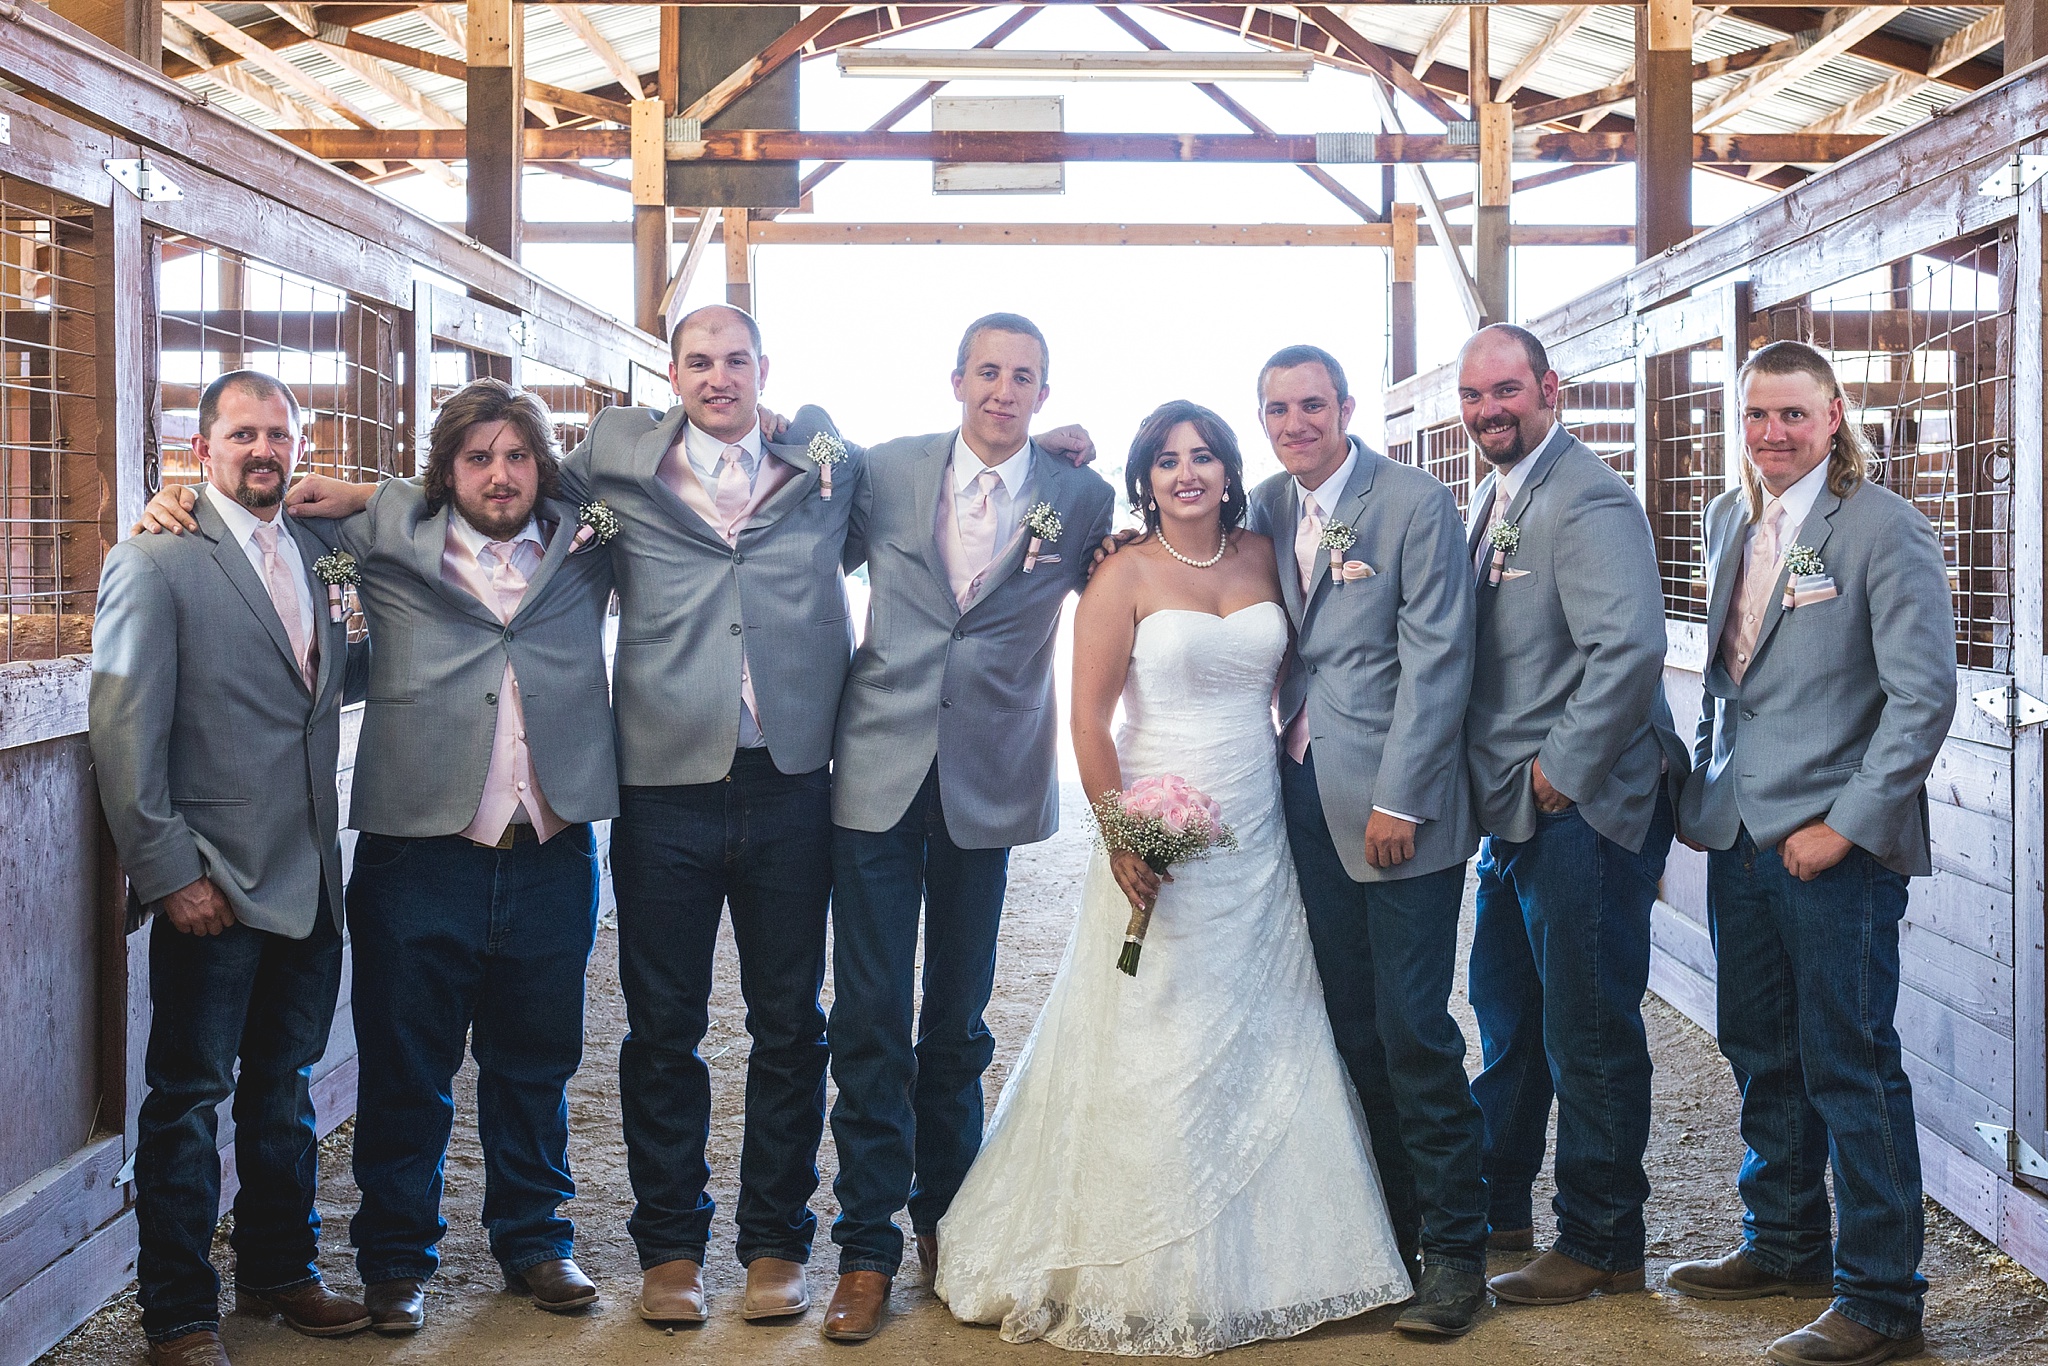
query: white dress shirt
[
  {"left": 1747, "top": 456, "right": 1830, "bottom": 570},
  {"left": 205, "top": 482, "right": 314, "bottom": 644},
  {"left": 682, "top": 418, "right": 765, "bottom": 488}
]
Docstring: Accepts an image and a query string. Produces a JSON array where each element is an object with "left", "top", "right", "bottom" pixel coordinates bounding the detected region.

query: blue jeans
[
  {"left": 612, "top": 752, "right": 833, "bottom": 1269},
  {"left": 135, "top": 898, "right": 344, "bottom": 1343},
  {"left": 1470, "top": 794, "right": 1670, "bottom": 1272},
  {"left": 1708, "top": 830, "right": 1924, "bottom": 1340},
  {"left": 1282, "top": 747, "right": 1490, "bottom": 1275},
  {"left": 828, "top": 764, "right": 1010, "bottom": 1275},
  {"left": 346, "top": 826, "right": 598, "bottom": 1283}
]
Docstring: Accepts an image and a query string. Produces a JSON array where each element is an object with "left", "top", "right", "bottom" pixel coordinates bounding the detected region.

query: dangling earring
[{"left": 1222, "top": 487, "right": 1232, "bottom": 503}]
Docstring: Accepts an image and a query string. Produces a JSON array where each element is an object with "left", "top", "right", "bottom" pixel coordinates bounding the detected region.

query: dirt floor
[{"left": 41, "top": 787, "right": 2048, "bottom": 1365}]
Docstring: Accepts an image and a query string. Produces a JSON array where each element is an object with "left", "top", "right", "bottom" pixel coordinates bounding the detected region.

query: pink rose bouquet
[{"left": 1092, "top": 774, "right": 1237, "bottom": 976}]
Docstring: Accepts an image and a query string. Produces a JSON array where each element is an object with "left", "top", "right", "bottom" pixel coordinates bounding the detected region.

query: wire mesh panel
[
  {"left": 1646, "top": 343, "right": 1725, "bottom": 622},
  {"left": 1559, "top": 363, "right": 1637, "bottom": 483},
  {"left": 157, "top": 238, "right": 404, "bottom": 488},
  {"left": 520, "top": 358, "right": 624, "bottom": 452},
  {"left": 0, "top": 180, "right": 99, "bottom": 663},
  {"left": 1416, "top": 420, "right": 1475, "bottom": 518},
  {"left": 1755, "top": 245, "right": 2012, "bottom": 670}
]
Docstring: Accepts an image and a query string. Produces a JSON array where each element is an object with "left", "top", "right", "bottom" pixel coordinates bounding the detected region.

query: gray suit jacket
[
  {"left": 834, "top": 431, "right": 1116, "bottom": 849},
  {"left": 558, "top": 405, "right": 860, "bottom": 786},
  {"left": 1464, "top": 432, "right": 1685, "bottom": 853},
  {"left": 89, "top": 494, "right": 357, "bottom": 937},
  {"left": 1679, "top": 479, "right": 1956, "bottom": 876},
  {"left": 306, "top": 480, "right": 618, "bottom": 837},
  {"left": 1251, "top": 438, "right": 1479, "bottom": 881}
]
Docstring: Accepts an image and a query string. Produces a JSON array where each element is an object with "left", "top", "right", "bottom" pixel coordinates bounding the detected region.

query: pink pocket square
[
  {"left": 1339, "top": 560, "right": 1374, "bottom": 581},
  {"left": 1783, "top": 574, "right": 1838, "bottom": 609}
]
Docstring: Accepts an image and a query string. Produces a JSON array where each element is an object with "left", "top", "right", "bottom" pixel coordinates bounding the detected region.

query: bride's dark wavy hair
[{"left": 1124, "top": 400, "right": 1248, "bottom": 534}]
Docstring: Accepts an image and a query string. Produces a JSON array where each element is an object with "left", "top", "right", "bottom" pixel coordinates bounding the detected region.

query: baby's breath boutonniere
[
  {"left": 808, "top": 432, "right": 849, "bottom": 500},
  {"left": 1022, "top": 501, "right": 1064, "bottom": 572},
  {"left": 1485, "top": 519, "right": 1522, "bottom": 586},
  {"left": 571, "top": 500, "right": 620, "bottom": 553},
  {"left": 1318, "top": 521, "right": 1357, "bottom": 583},
  {"left": 312, "top": 551, "right": 360, "bottom": 624},
  {"left": 1783, "top": 544, "right": 1824, "bottom": 578}
]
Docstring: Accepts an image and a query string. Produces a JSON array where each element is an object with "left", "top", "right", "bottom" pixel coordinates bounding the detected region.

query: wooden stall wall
[
  {"left": 1385, "top": 57, "right": 2048, "bottom": 1284},
  {"left": 0, "top": 9, "right": 662, "bottom": 1365}
]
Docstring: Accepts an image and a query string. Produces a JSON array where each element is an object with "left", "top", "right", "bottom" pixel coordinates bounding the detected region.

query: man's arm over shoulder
[
  {"left": 1825, "top": 494, "right": 1959, "bottom": 850},
  {"left": 1539, "top": 474, "right": 1669, "bottom": 804},
  {"left": 1373, "top": 475, "right": 1476, "bottom": 821},
  {"left": 88, "top": 544, "right": 205, "bottom": 904}
]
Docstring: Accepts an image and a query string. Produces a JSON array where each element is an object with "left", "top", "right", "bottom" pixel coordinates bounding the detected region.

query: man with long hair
[{"left": 1668, "top": 340, "right": 1955, "bottom": 1366}]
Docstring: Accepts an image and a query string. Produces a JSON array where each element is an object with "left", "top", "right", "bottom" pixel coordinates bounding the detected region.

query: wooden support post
[
  {"left": 1476, "top": 100, "right": 1512, "bottom": 326},
  {"left": 465, "top": 0, "right": 523, "bottom": 259},
  {"left": 1468, "top": 5, "right": 1490, "bottom": 109},
  {"left": 2009, "top": 0, "right": 2048, "bottom": 69},
  {"left": 407, "top": 282, "right": 434, "bottom": 474},
  {"left": 1390, "top": 202, "right": 1418, "bottom": 382},
  {"left": 2010, "top": 183, "right": 2047, "bottom": 1164},
  {"left": 724, "top": 208, "right": 754, "bottom": 314},
  {"left": 632, "top": 97, "right": 668, "bottom": 337},
  {"left": 51, "top": 0, "right": 160, "bottom": 68},
  {"left": 1637, "top": 0, "right": 1693, "bottom": 261},
  {"left": 95, "top": 190, "right": 150, "bottom": 543}
]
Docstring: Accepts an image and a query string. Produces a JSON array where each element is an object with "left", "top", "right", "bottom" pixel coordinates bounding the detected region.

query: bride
[{"left": 934, "top": 401, "right": 1413, "bottom": 1355}]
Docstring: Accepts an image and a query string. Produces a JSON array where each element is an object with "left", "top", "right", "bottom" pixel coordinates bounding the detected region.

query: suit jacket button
[
  {"left": 1741, "top": 709, "right": 1755, "bottom": 719},
  {"left": 953, "top": 629, "right": 965, "bottom": 641},
  {"left": 503, "top": 629, "right": 515, "bottom": 643},
  {"left": 941, "top": 699, "right": 953, "bottom": 708},
  {"left": 729, "top": 622, "right": 743, "bottom": 636},
  {"left": 486, "top": 692, "right": 498, "bottom": 704},
  {"left": 1309, "top": 664, "right": 1318, "bottom": 674},
  {"left": 733, "top": 551, "right": 744, "bottom": 565}
]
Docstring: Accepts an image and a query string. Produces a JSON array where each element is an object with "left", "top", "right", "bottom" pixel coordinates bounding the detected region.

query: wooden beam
[
  {"left": 159, "top": 12, "right": 211, "bottom": 69},
  {"left": 1362, "top": 72, "right": 1483, "bottom": 330},
  {"left": 1097, "top": 6, "right": 1377, "bottom": 222},
  {"left": 50, "top": 0, "right": 159, "bottom": 65},
  {"left": 724, "top": 207, "right": 753, "bottom": 312},
  {"left": 1298, "top": 5, "right": 1471, "bottom": 127},
  {"left": 1476, "top": 99, "right": 1512, "bottom": 323},
  {"left": 1497, "top": 7, "right": 1596, "bottom": 103},
  {"left": 680, "top": 7, "right": 852, "bottom": 126},
  {"left": 1637, "top": 0, "right": 1692, "bottom": 260},
  {"left": 1781, "top": 9, "right": 2006, "bottom": 143},
  {"left": 546, "top": 4, "right": 643, "bottom": 99},
  {"left": 1512, "top": 29, "right": 1839, "bottom": 128},
  {"left": 1469, "top": 4, "right": 1491, "bottom": 107},
  {"left": 316, "top": 40, "right": 462, "bottom": 130},
  {"left": 277, "top": 128, "right": 1884, "bottom": 163},
  {"left": 634, "top": 204, "right": 666, "bottom": 334},
  {"left": 202, "top": 60, "right": 336, "bottom": 129},
  {"left": 509, "top": 219, "right": 1646, "bottom": 248},
  {"left": 1439, "top": 163, "right": 1608, "bottom": 211},
  {"left": 1390, "top": 202, "right": 1418, "bottom": 381},
  {"left": 163, "top": 3, "right": 378, "bottom": 129},
  {"left": 1727, "top": 6, "right": 2002, "bottom": 92},
  {"left": 262, "top": 2, "right": 319, "bottom": 37},
  {"left": 467, "top": 0, "right": 524, "bottom": 258},
  {"left": 322, "top": 28, "right": 634, "bottom": 123},
  {"left": 802, "top": 5, "right": 985, "bottom": 55},
  {"left": 1695, "top": 7, "right": 1900, "bottom": 131},
  {"left": 1411, "top": 8, "right": 1463, "bottom": 82},
  {"left": 662, "top": 207, "right": 723, "bottom": 336}
]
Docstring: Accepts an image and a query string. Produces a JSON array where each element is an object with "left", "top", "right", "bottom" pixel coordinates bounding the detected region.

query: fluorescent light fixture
[{"left": 836, "top": 49, "right": 1316, "bottom": 82}]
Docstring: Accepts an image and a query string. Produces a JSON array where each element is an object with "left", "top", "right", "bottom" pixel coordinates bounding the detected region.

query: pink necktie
[
  {"left": 253, "top": 522, "right": 315, "bottom": 690},
  {"left": 954, "top": 467, "right": 1002, "bottom": 609},
  {"left": 1722, "top": 499, "right": 1785, "bottom": 685},
  {"left": 1474, "top": 482, "right": 1509, "bottom": 576},
  {"left": 479, "top": 538, "right": 536, "bottom": 619},
  {"left": 1294, "top": 499, "right": 1324, "bottom": 598},
  {"left": 713, "top": 445, "right": 753, "bottom": 540}
]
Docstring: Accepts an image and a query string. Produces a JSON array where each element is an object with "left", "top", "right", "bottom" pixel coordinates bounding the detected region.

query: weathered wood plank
[
  {"left": 1904, "top": 1043, "right": 2012, "bottom": 1162},
  {"left": 0, "top": 1206, "right": 137, "bottom": 1366},
  {"left": 1900, "top": 920, "right": 2013, "bottom": 1038},
  {"left": 0, "top": 1136, "right": 123, "bottom": 1305},
  {"left": 1926, "top": 798, "right": 2011, "bottom": 893},
  {"left": 1917, "top": 1120, "right": 2003, "bottom": 1240},
  {"left": 1660, "top": 838, "right": 1709, "bottom": 927},
  {"left": 0, "top": 84, "right": 114, "bottom": 208},
  {"left": 1905, "top": 871, "right": 2015, "bottom": 966},
  {"left": 1925, "top": 736, "right": 2012, "bottom": 820},
  {"left": 1651, "top": 899, "right": 1717, "bottom": 983},
  {"left": 1999, "top": 1179, "right": 2048, "bottom": 1285},
  {"left": 1648, "top": 937, "right": 1717, "bottom": 1038},
  {"left": 0, "top": 658, "right": 89, "bottom": 750},
  {"left": 1898, "top": 983, "right": 2014, "bottom": 1108}
]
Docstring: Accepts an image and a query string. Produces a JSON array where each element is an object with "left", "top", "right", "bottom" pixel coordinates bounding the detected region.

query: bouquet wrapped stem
[{"left": 1093, "top": 776, "right": 1237, "bottom": 977}]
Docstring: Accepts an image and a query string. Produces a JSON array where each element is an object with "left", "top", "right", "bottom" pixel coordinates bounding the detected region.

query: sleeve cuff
[{"left": 1372, "top": 805, "right": 1426, "bottom": 825}]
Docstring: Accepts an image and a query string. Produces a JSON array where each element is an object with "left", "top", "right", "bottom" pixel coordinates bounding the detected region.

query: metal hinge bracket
[
  {"left": 1975, "top": 1123, "right": 2048, "bottom": 1182},
  {"left": 104, "top": 157, "right": 183, "bottom": 203},
  {"left": 1971, "top": 680, "right": 2048, "bottom": 732}
]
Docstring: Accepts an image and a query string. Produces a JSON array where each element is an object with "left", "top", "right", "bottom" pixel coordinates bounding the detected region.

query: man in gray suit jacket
[
  {"left": 821, "top": 313, "right": 1116, "bottom": 1342},
  {"left": 1248, "top": 344, "right": 1492, "bottom": 1336},
  {"left": 1665, "top": 342, "right": 1954, "bottom": 1366},
  {"left": 1458, "top": 325, "right": 1685, "bottom": 1308},
  {"left": 91, "top": 372, "right": 368, "bottom": 1366}
]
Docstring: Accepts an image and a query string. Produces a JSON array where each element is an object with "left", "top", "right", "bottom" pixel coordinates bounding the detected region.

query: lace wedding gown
[{"left": 935, "top": 602, "right": 1413, "bottom": 1356}]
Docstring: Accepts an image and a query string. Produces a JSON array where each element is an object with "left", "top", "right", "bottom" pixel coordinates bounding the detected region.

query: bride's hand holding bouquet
[{"left": 1092, "top": 775, "right": 1238, "bottom": 975}]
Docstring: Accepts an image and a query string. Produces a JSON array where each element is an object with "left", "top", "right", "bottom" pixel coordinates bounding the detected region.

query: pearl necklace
[{"left": 1156, "top": 524, "right": 1228, "bottom": 569}]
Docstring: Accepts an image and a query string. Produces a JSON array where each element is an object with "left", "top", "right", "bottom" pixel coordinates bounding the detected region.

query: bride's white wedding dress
[{"left": 935, "top": 601, "right": 1412, "bottom": 1357}]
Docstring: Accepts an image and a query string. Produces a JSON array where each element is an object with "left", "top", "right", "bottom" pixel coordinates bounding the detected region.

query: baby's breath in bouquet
[{"left": 1092, "top": 774, "right": 1238, "bottom": 976}]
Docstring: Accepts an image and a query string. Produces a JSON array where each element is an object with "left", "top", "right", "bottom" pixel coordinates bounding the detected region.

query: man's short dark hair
[
  {"left": 955, "top": 312, "right": 1050, "bottom": 382},
  {"left": 198, "top": 369, "right": 301, "bottom": 440},
  {"left": 1257, "top": 345, "right": 1349, "bottom": 405},
  {"left": 671, "top": 303, "right": 763, "bottom": 360},
  {"left": 1473, "top": 323, "right": 1552, "bottom": 385}
]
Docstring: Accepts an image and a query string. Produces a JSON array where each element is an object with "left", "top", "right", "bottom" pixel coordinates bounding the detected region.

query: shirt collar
[
  {"left": 1490, "top": 421, "right": 1566, "bottom": 504},
  {"left": 1293, "top": 441, "right": 1359, "bottom": 520},
  {"left": 951, "top": 431, "right": 1033, "bottom": 498},
  {"left": 449, "top": 508, "right": 543, "bottom": 559},
  {"left": 683, "top": 419, "right": 764, "bottom": 470},
  {"left": 1766, "top": 457, "right": 1831, "bottom": 531},
  {"left": 204, "top": 481, "right": 285, "bottom": 550}
]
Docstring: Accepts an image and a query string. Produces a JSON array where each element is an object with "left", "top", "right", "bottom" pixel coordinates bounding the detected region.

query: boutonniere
[
  {"left": 1022, "top": 501, "right": 1064, "bottom": 572},
  {"left": 311, "top": 551, "right": 359, "bottom": 623},
  {"left": 1783, "top": 544, "right": 1824, "bottom": 578},
  {"left": 1486, "top": 520, "right": 1521, "bottom": 586},
  {"left": 570, "top": 500, "right": 620, "bottom": 552},
  {"left": 808, "top": 432, "right": 849, "bottom": 500},
  {"left": 1317, "top": 521, "right": 1357, "bottom": 583}
]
